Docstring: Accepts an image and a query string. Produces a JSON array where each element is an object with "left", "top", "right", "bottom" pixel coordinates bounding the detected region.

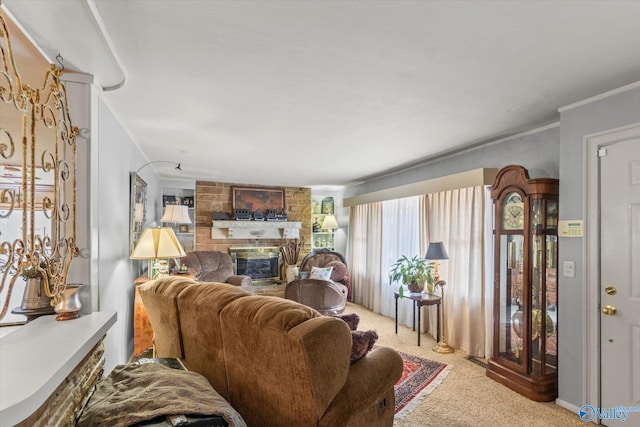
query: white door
[{"left": 600, "top": 138, "right": 640, "bottom": 426}]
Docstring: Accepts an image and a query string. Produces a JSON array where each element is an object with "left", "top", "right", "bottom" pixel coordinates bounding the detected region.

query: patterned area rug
[{"left": 394, "top": 350, "right": 450, "bottom": 418}]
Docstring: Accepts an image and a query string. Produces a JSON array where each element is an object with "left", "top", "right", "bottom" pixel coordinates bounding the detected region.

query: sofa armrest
[
  {"left": 226, "top": 275, "right": 251, "bottom": 287},
  {"left": 319, "top": 346, "right": 403, "bottom": 425}
]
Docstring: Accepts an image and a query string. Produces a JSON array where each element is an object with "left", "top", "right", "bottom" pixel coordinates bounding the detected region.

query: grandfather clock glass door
[
  {"left": 498, "top": 193, "right": 526, "bottom": 370},
  {"left": 487, "top": 165, "right": 559, "bottom": 402}
]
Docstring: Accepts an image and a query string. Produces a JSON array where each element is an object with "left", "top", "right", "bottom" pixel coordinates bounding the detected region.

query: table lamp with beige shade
[{"left": 130, "top": 227, "right": 186, "bottom": 279}]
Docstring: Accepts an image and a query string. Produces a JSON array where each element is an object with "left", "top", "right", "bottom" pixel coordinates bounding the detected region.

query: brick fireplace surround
[{"left": 194, "top": 181, "right": 313, "bottom": 256}]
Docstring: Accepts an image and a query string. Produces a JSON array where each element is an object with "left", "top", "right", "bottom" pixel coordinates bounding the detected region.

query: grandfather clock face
[{"left": 502, "top": 192, "right": 524, "bottom": 230}]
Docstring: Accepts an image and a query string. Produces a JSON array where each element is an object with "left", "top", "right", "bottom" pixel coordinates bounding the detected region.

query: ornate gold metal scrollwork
[{"left": 0, "top": 12, "right": 79, "bottom": 320}]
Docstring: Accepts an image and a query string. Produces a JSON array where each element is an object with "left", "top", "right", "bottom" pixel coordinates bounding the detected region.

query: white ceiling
[{"left": 4, "top": 0, "right": 640, "bottom": 188}]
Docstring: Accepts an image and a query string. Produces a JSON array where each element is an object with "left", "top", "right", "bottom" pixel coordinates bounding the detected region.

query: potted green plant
[{"left": 389, "top": 255, "right": 435, "bottom": 297}]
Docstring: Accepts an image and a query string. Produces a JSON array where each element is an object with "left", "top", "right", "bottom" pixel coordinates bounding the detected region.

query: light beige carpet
[{"left": 345, "top": 303, "right": 584, "bottom": 427}]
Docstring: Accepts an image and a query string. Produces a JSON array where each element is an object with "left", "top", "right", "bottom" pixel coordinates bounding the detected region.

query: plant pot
[{"left": 407, "top": 280, "right": 424, "bottom": 294}]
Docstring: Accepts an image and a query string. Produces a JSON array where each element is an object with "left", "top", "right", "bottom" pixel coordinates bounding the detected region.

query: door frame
[{"left": 584, "top": 122, "right": 640, "bottom": 410}]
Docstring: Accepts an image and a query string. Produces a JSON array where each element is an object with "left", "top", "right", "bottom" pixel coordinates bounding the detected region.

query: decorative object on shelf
[
  {"left": 178, "top": 224, "right": 189, "bottom": 233},
  {"left": 426, "top": 242, "right": 453, "bottom": 354},
  {"left": 312, "top": 219, "right": 321, "bottom": 232},
  {"left": 388, "top": 255, "right": 434, "bottom": 298},
  {"left": 253, "top": 210, "right": 265, "bottom": 221},
  {"left": 279, "top": 239, "right": 302, "bottom": 283},
  {"left": 486, "top": 165, "right": 559, "bottom": 401},
  {"left": 265, "top": 209, "right": 288, "bottom": 221},
  {"left": 0, "top": 14, "right": 79, "bottom": 321},
  {"left": 162, "top": 195, "right": 177, "bottom": 206},
  {"left": 182, "top": 196, "right": 194, "bottom": 207},
  {"left": 212, "top": 211, "right": 231, "bottom": 220},
  {"left": 11, "top": 261, "right": 55, "bottom": 320},
  {"left": 234, "top": 209, "right": 251, "bottom": 220},
  {"left": 54, "top": 284, "right": 83, "bottom": 321},
  {"left": 130, "top": 228, "right": 186, "bottom": 279},
  {"left": 321, "top": 197, "right": 334, "bottom": 214}
]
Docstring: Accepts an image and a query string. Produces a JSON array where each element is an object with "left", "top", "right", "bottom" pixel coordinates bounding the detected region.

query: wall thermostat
[{"left": 558, "top": 220, "right": 583, "bottom": 237}]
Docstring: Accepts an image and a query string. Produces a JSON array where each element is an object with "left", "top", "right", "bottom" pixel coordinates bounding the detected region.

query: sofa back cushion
[
  {"left": 138, "top": 277, "right": 197, "bottom": 359},
  {"left": 176, "top": 282, "right": 251, "bottom": 400},
  {"left": 219, "top": 296, "right": 351, "bottom": 426}
]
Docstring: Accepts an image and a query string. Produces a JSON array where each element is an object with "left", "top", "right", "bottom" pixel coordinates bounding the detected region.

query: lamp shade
[
  {"left": 130, "top": 227, "right": 186, "bottom": 259},
  {"left": 321, "top": 214, "right": 339, "bottom": 230},
  {"left": 160, "top": 205, "right": 192, "bottom": 224},
  {"left": 425, "top": 242, "right": 449, "bottom": 260}
]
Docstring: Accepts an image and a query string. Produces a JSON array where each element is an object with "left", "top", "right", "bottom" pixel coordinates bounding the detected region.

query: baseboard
[{"left": 555, "top": 398, "right": 580, "bottom": 415}]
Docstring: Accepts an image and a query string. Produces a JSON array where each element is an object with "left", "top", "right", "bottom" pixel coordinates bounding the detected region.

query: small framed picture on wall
[{"left": 321, "top": 197, "right": 334, "bottom": 214}]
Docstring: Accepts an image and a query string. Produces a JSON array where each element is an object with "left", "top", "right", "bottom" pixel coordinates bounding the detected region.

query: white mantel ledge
[
  {"left": 212, "top": 220, "right": 301, "bottom": 240},
  {"left": 0, "top": 312, "right": 117, "bottom": 426}
]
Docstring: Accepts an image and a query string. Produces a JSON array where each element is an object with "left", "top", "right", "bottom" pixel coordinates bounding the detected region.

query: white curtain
[
  {"left": 348, "top": 185, "right": 493, "bottom": 358},
  {"left": 348, "top": 203, "right": 383, "bottom": 310},
  {"left": 349, "top": 197, "right": 437, "bottom": 335},
  {"left": 380, "top": 197, "right": 424, "bottom": 328},
  {"left": 426, "top": 186, "right": 488, "bottom": 357}
]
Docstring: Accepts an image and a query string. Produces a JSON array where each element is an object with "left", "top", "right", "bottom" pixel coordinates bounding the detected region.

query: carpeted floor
[{"left": 345, "top": 302, "right": 584, "bottom": 427}]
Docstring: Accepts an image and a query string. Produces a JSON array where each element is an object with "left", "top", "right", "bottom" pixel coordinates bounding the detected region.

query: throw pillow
[
  {"left": 350, "top": 330, "right": 378, "bottom": 363},
  {"left": 329, "top": 313, "right": 360, "bottom": 331},
  {"left": 310, "top": 266, "right": 333, "bottom": 280},
  {"left": 325, "top": 260, "right": 348, "bottom": 282}
]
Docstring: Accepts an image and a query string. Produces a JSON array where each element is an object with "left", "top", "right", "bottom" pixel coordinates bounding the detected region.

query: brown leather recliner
[
  {"left": 284, "top": 278, "right": 347, "bottom": 315},
  {"left": 299, "top": 248, "right": 352, "bottom": 300},
  {"left": 181, "top": 251, "right": 251, "bottom": 287}
]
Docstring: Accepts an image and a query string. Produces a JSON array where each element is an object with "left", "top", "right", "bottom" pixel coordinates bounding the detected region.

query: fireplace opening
[{"left": 229, "top": 246, "right": 281, "bottom": 285}]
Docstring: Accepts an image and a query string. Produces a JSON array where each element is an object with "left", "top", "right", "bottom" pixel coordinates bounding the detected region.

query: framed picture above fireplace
[{"left": 232, "top": 186, "right": 285, "bottom": 213}]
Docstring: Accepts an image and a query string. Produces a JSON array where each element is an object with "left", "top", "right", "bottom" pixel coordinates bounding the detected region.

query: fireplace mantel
[{"left": 212, "top": 220, "right": 301, "bottom": 240}]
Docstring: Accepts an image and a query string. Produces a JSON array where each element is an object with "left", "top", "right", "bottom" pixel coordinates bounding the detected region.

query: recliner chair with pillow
[
  {"left": 181, "top": 251, "right": 251, "bottom": 287},
  {"left": 299, "top": 248, "right": 352, "bottom": 300}
]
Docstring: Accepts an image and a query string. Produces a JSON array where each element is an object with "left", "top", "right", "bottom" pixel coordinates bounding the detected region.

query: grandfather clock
[{"left": 486, "top": 165, "right": 559, "bottom": 401}]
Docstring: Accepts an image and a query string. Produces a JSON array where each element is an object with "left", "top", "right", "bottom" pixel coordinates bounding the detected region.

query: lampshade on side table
[{"left": 130, "top": 227, "right": 186, "bottom": 279}]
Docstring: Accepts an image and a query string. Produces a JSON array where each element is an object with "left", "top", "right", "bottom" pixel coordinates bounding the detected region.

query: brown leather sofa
[
  {"left": 181, "top": 250, "right": 251, "bottom": 286},
  {"left": 139, "top": 277, "right": 403, "bottom": 427}
]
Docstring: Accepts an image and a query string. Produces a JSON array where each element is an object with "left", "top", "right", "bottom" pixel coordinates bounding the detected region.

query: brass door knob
[{"left": 602, "top": 305, "right": 617, "bottom": 316}]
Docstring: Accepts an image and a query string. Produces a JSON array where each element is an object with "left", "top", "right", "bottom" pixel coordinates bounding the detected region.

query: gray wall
[
  {"left": 345, "top": 125, "right": 560, "bottom": 198},
  {"left": 558, "top": 86, "right": 640, "bottom": 407}
]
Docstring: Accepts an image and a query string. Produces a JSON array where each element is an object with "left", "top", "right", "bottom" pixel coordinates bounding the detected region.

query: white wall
[{"left": 94, "top": 98, "right": 163, "bottom": 372}]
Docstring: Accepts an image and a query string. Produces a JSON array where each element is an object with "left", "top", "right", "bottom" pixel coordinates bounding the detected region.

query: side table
[{"left": 394, "top": 291, "right": 441, "bottom": 346}]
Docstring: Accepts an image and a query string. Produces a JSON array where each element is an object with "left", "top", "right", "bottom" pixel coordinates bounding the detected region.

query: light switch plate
[{"left": 563, "top": 261, "right": 575, "bottom": 277}]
